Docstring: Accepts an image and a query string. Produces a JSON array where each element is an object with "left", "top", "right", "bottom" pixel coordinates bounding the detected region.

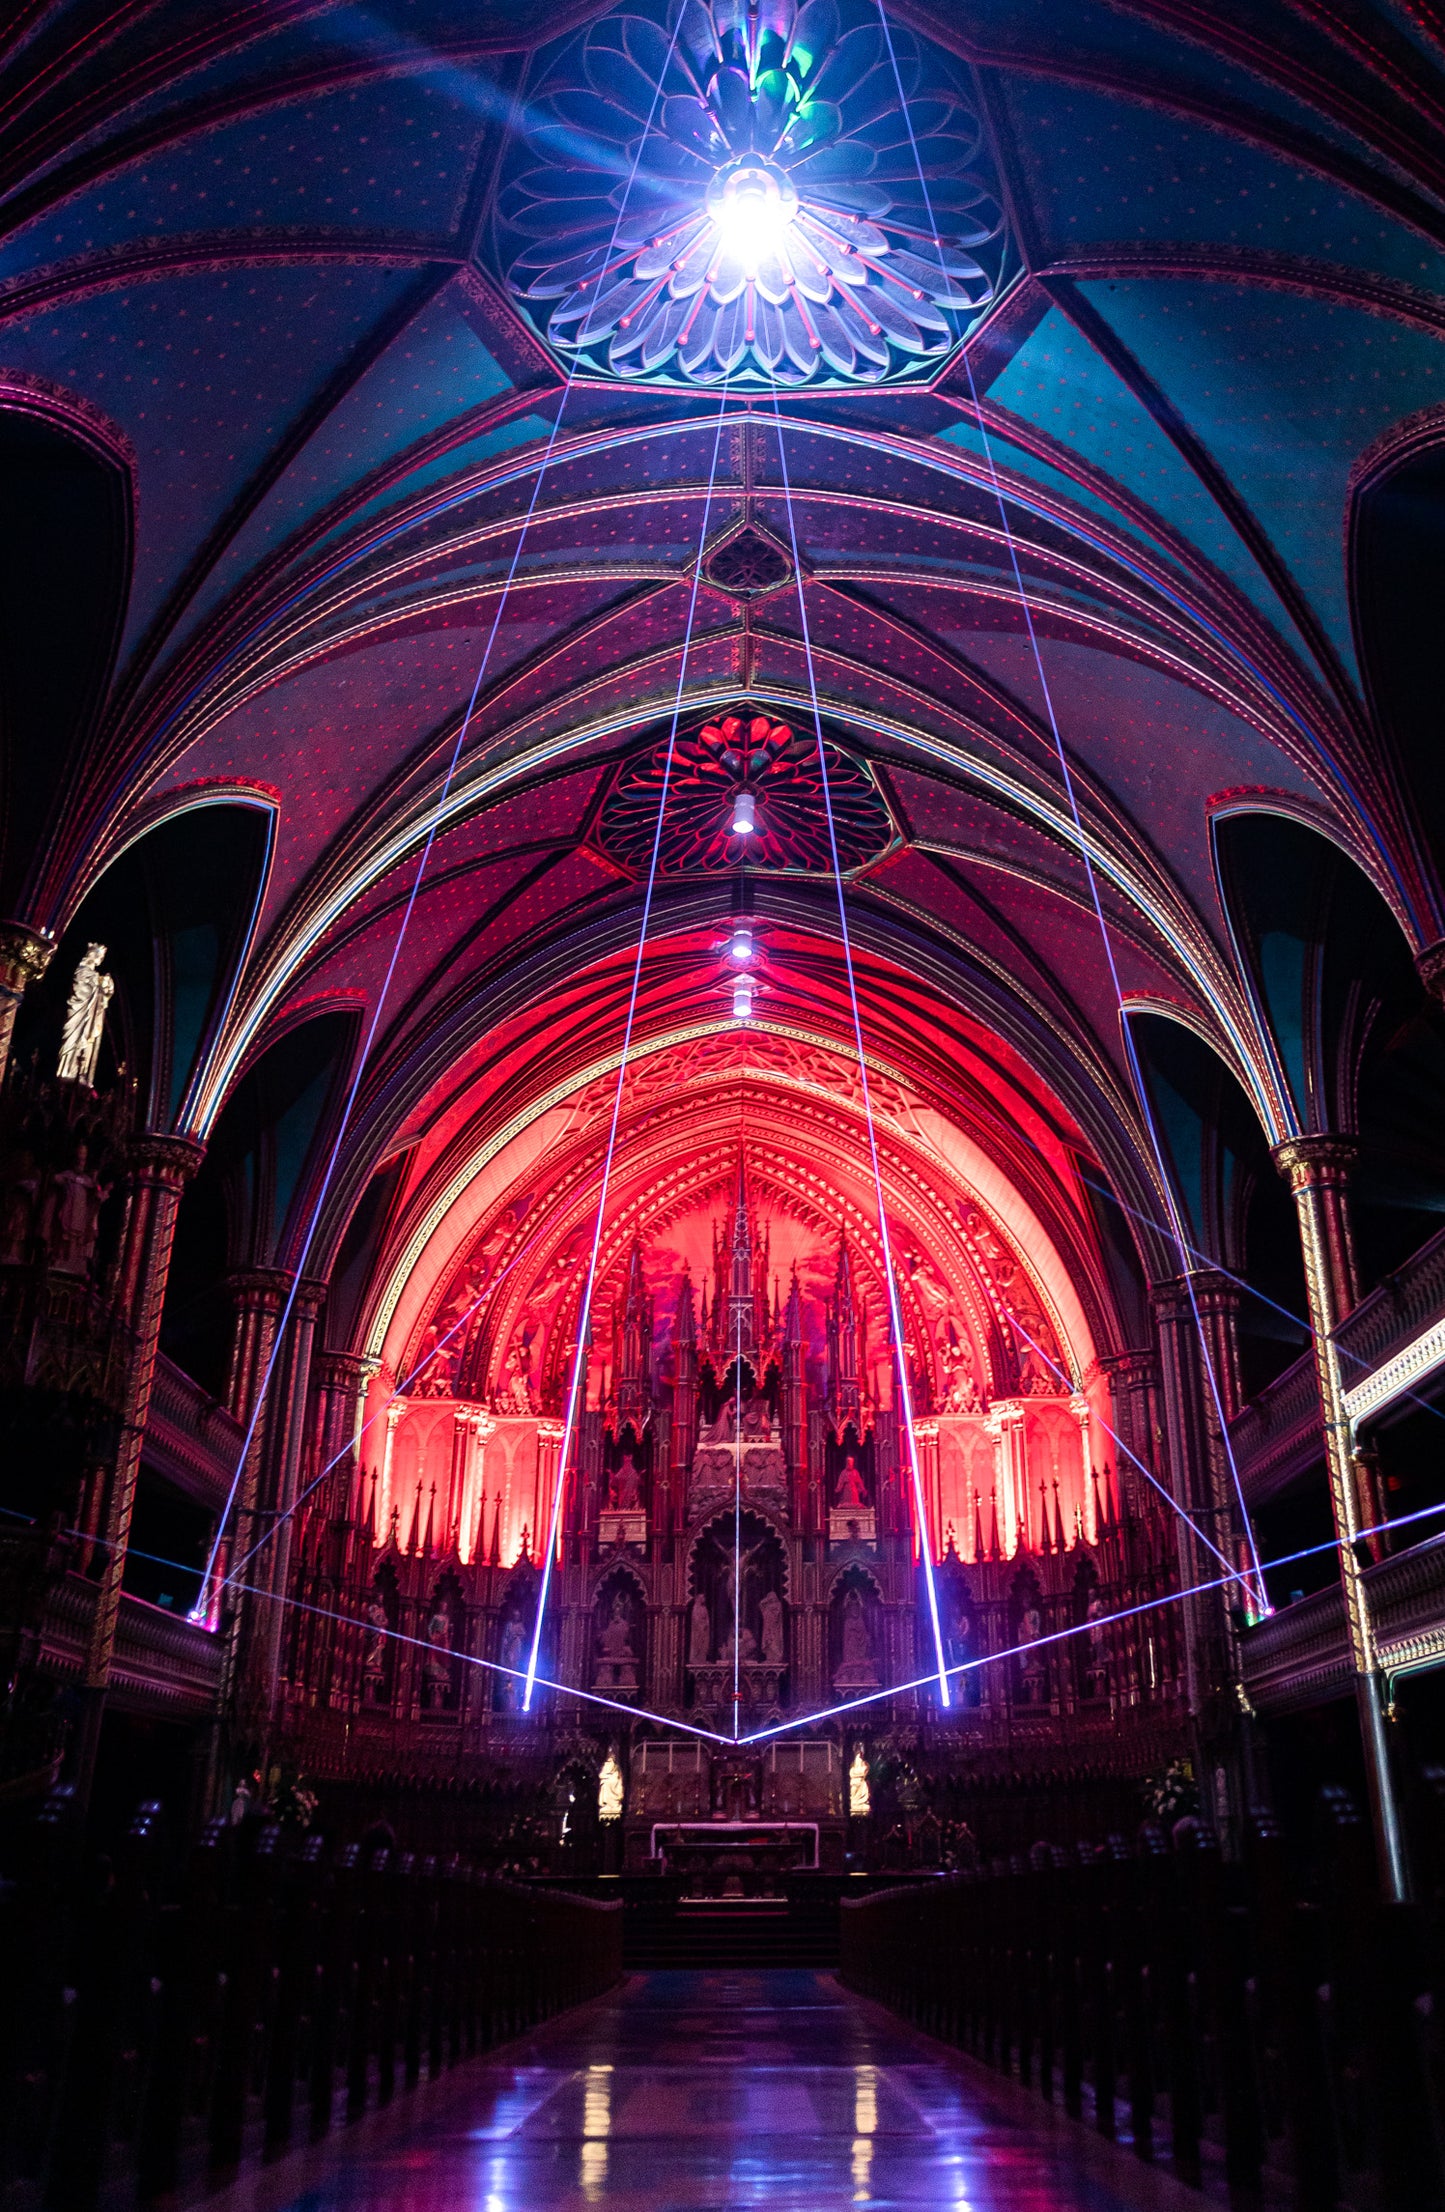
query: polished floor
[{"left": 216, "top": 1970, "right": 1213, "bottom": 2212}]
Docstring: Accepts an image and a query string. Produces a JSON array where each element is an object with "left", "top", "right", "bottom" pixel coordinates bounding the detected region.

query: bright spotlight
[
  {"left": 732, "top": 977, "right": 754, "bottom": 1021},
  {"left": 730, "top": 789, "right": 757, "bottom": 836},
  {"left": 728, "top": 926, "right": 754, "bottom": 964},
  {"left": 709, "top": 163, "right": 797, "bottom": 274}
]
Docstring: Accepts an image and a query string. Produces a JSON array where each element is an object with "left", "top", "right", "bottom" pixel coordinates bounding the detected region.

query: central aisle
[{"left": 229, "top": 1970, "right": 1211, "bottom": 2211}]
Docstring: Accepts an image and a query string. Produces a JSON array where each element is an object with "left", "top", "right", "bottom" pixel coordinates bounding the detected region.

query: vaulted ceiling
[{"left": 6, "top": 0, "right": 1445, "bottom": 1368}]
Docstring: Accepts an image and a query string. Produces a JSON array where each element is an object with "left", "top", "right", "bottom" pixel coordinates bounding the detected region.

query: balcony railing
[
  {"left": 144, "top": 1353, "right": 245, "bottom": 1509},
  {"left": 1226, "top": 1350, "right": 1321, "bottom": 1502},
  {"left": 41, "top": 1570, "right": 222, "bottom": 1718},
  {"left": 1239, "top": 1531, "right": 1445, "bottom": 1714}
]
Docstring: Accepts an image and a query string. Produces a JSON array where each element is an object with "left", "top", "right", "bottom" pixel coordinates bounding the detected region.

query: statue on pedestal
[
  {"left": 611, "top": 1452, "right": 642, "bottom": 1510},
  {"left": 687, "top": 1590, "right": 711, "bottom": 1664},
  {"left": 595, "top": 1590, "right": 640, "bottom": 1689},
  {"left": 758, "top": 1587, "right": 784, "bottom": 1664},
  {"left": 423, "top": 1604, "right": 454, "bottom": 1705},
  {"left": 833, "top": 1584, "right": 879, "bottom": 1689},
  {"left": 41, "top": 1144, "right": 107, "bottom": 1277},
  {"left": 57, "top": 944, "right": 113, "bottom": 1087},
  {"left": 0, "top": 1159, "right": 39, "bottom": 1265},
  {"left": 834, "top": 1454, "right": 869, "bottom": 1508}
]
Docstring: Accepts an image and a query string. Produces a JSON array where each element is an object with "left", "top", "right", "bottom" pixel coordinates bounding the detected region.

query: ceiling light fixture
[
  {"left": 731, "top": 789, "right": 757, "bottom": 836},
  {"left": 728, "top": 925, "right": 754, "bottom": 965},
  {"left": 731, "top": 977, "right": 755, "bottom": 1021},
  {"left": 707, "top": 161, "right": 798, "bottom": 277}
]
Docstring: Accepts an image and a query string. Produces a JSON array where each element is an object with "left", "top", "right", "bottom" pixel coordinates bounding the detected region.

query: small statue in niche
[
  {"left": 363, "top": 1597, "right": 390, "bottom": 1680},
  {"left": 41, "top": 1144, "right": 108, "bottom": 1277},
  {"left": 497, "top": 1615, "right": 527, "bottom": 1707},
  {"left": 834, "top": 1585, "right": 879, "bottom": 1689},
  {"left": 423, "top": 1604, "right": 454, "bottom": 1704},
  {"left": 687, "top": 1590, "right": 711, "bottom": 1664},
  {"left": 701, "top": 1397, "right": 737, "bottom": 1445},
  {"left": 610, "top": 1453, "right": 642, "bottom": 1511},
  {"left": 596, "top": 1592, "right": 636, "bottom": 1662},
  {"left": 57, "top": 943, "right": 114, "bottom": 1088},
  {"left": 834, "top": 1454, "right": 869, "bottom": 1508},
  {"left": 595, "top": 1590, "right": 640, "bottom": 1691},
  {"left": 841, "top": 1588, "right": 872, "bottom": 1668},
  {"left": 758, "top": 1587, "right": 784, "bottom": 1664},
  {"left": 0, "top": 1159, "right": 40, "bottom": 1265},
  {"left": 1018, "top": 1599, "right": 1047, "bottom": 1700}
]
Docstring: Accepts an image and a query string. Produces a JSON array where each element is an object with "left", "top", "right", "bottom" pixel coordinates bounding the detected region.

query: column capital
[
  {"left": 225, "top": 1265, "right": 295, "bottom": 1312},
  {"left": 314, "top": 1347, "right": 375, "bottom": 1391},
  {"left": 126, "top": 1131, "right": 206, "bottom": 1185},
  {"left": 1416, "top": 936, "right": 1445, "bottom": 1003},
  {"left": 1271, "top": 1132, "right": 1358, "bottom": 1186},
  {"left": 1092, "top": 1345, "right": 1155, "bottom": 1380},
  {"left": 1150, "top": 1268, "right": 1238, "bottom": 1321},
  {"left": 0, "top": 921, "right": 53, "bottom": 989}
]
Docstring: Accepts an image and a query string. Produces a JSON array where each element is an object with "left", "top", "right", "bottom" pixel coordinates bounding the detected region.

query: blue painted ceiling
[{"left": 4, "top": 0, "right": 1445, "bottom": 1281}]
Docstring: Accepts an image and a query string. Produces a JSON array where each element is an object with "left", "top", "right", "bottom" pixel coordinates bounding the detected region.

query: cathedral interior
[{"left": 4, "top": 2, "right": 1445, "bottom": 2206}]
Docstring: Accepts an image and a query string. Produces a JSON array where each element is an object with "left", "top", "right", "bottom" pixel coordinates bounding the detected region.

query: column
[
  {"left": 1274, "top": 1134, "right": 1408, "bottom": 1899},
  {"left": 1094, "top": 1347, "right": 1161, "bottom": 1515},
  {"left": 312, "top": 1349, "right": 373, "bottom": 1521},
  {"left": 984, "top": 1399, "right": 1027, "bottom": 1555},
  {"left": 1069, "top": 1392, "right": 1093, "bottom": 1542},
  {"left": 252, "top": 1281, "right": 324, "bottom": 1724},
  {"left": 220, "top": 1269, "right": 292, "bottom": 1595},
  {"left": 466, "top": 1410, "right": 495, "bottom": 1564},
  {"left": 1151, "top": 1274, "right": 1239, "bottom": 1721},
  {"left": 73, "top": 1133, "right": 204, "bottom": 1804},
  {"left": 0, "top": 923, "right": 51, "bottom": 1080},
  {"left": 379, "top": 1395, "right": 408, "bottom": 1540},
  {"left": 912, "top": 1418, "right": 941, "bottom": 1555},
  {"left": 535, "top": 1421, "right": 564, "bottom": 1564},
  {"left": 446, "top": 1405, "right": 474, "bottom": 1548}
]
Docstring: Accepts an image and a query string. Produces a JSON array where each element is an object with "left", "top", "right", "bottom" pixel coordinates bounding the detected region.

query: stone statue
[
  {"left": 41, "top": 1145, "right": 107, "bottom": 1276},
  {"left": 611, "top": 1454, "right": 642, "bottom": 1511},
  {"left": 687, "top": 1590, "right": 711, "bottom": 1664},
  {"left": 597, "top": 1593, "right": 635, "bottom": 1661},
  {"left": 703, "top": 1398, "right": 738, "bottom": 1444},
  {"left": 57, "top": 943, "right": 113, "bottom": 1087},
  {"left": 363, "top": 1598, "right": 389, "bottom": 1678},
  {"left": 424, "top": 1605, "right": 453, "bottom": 1698},
  {"left": 498, "top": 1615, "right": 527, "bottom": 1707},
  {"left": 758, "top": 1587, "right": 784, "bottom": 1664},
  {"left": 0, "top": 1162, "right": 39, "bottom": 1265},
  {"left": 834, "top": 1585, "right": 878, "bottom": 1690},
  {"left": 841, "top": 1588, "right": 872, "bottom": 1668},
  {"left": 834, "top": 1454, "right": 869, "bottom": 1508}
]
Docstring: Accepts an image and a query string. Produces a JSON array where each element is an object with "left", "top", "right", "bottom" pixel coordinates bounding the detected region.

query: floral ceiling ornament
[
  {"left": 598, "top": 709, "right": 895, "bottom": 872},
  {"left": 494, "top": 0, "right": 1011, "bottom": 389}
]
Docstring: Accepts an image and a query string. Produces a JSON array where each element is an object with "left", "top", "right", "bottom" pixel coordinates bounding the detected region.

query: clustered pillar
[{"left": 1273, "top": 1134, "right": 1408, "bottom": 1901}]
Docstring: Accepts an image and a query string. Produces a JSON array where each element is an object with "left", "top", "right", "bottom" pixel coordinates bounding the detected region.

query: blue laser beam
[
  {"left": 521, "top": 378, "right": 736, "bottom": 1713},
  {"left": 767, "top": 387, "right": 951, "bottom": 1710},
  {"left": 194, "top": 20, "right": 691, "bottom": 1625},
  {"left": 875, "top": 0, "right": 1267, "bottom": 1622}
]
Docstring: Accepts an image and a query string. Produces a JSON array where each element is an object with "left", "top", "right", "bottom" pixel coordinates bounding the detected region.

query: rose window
[
  {"left": 492, "top": 0, "right": 1011, "bottom": 390},
  {"left": 598, "top": 710, "right": 895, "bottom": 874}
]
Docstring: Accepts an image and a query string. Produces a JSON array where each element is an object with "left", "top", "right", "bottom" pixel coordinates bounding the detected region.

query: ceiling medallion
[
  {"left": 705, "top": 521, "right": 793, "bottom": 598},
  {"left": 597, "top": 708, "right": 895, "bottom": 874},
  {"left": 492, "top": 1, "right": 1011, "bottom": 390}
]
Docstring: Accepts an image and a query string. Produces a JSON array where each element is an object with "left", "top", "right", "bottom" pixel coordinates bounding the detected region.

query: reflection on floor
[{"left": 214, "top": 1969, "right": 1211, "bottom": 2211}]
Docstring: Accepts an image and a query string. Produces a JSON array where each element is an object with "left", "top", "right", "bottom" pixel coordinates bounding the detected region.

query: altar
[{"left": 649, "top": 1819, "right": 819, "bottom": 1896}]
